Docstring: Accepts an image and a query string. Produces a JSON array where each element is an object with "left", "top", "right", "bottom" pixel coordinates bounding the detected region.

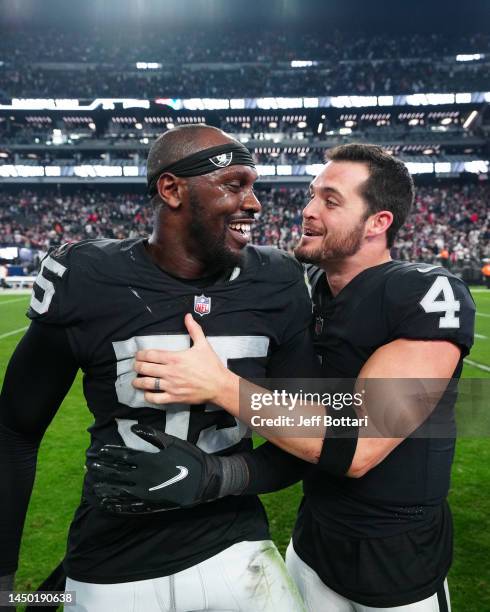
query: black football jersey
[
  {"left": 27, "top": 237, "right": 318, "bottom": 583},
  {"left": 293, "top": 260, "right": 475, "bottom": 606}
]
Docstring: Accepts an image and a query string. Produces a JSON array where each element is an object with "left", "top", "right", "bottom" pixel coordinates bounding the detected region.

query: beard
[
  {"left": 188, "top": 188, "right": 243, "bottom": 273},
  {"left": 294, "top": 220, "right": 366, "bottom": 265}
]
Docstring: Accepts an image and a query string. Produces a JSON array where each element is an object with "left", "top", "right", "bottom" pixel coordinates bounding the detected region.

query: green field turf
[{"left": 1, "top": 289, "right": 489, "bottom": 611}]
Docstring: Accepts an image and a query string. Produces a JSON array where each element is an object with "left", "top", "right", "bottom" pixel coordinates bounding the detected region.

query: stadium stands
[
  {"left": 1, "top": 184, "right": 488, "bottom": 279},
  {"left": 0, "top": 29, "right": 488, "bottom": 283},
  {"left": 1, "top": 31, "right": 489, "bottom": 98}
]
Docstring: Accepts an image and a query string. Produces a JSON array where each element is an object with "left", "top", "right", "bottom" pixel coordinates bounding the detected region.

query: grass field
[{"left": 1, "top": 290, "right": 489, "bottom": 611}]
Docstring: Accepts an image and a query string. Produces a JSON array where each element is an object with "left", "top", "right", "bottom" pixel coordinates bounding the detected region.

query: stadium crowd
[
  {"left": 1, "top": 30, "right": 489, "bottom": 98},
  {"left": 2, "top": 59, "right": 489, "bottom": 99},
  {"left": 1, "top": 183, "right": 488, "bottom": 270},
  {"left": 1, "top": 29, "right": 489, "bottom": 64}
]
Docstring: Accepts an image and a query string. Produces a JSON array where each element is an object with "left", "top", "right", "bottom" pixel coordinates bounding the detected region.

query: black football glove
[{"left": 88, "top": 424, "right": 249, "bottom": 514}]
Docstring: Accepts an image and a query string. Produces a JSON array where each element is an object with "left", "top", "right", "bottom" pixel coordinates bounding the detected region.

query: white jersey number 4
[{"left": 419, "top": 276, "right": 460, "bottom": 329}]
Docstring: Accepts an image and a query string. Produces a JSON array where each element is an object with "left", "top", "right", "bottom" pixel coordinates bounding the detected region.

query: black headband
[{"left": 147, "top": 143, "right": 256, "bottom": 196}]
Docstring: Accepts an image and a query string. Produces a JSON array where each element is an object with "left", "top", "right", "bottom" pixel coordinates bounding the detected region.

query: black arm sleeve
[
  {"left": 240, "top": 441, "right": 309, "bottom": 495},
  {"left": 237, "top": 329, "right": 319, "bottom": 495},
  {"left": 0, "top": 322, "right": 78, "bottom": 575}
]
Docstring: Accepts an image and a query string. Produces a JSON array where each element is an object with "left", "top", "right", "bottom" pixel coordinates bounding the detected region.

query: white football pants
[
  {"left": 286, "top": 542, "right": 451, "bottom": 612},
  {"left": 66, "top": 540, "right": 306, "bottom": 611}
]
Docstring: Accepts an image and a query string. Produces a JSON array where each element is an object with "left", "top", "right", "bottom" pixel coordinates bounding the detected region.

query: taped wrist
[{"left": 217, "top": 455, "right": 250, "bottom": 497}]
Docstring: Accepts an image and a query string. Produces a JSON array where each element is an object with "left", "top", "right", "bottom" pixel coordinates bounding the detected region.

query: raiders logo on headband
[{"left": 210, "top": 152, "right": 233, "bottom": 168}]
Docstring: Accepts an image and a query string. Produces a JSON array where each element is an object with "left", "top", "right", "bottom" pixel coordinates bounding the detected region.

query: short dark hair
[{"left": 326, "top": 143, "right": 414, "bottom": 248}]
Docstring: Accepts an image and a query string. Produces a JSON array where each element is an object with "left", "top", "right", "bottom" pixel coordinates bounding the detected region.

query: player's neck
[
  {"left": 146, "top": 235, "right": 212, "bottom": 279},
  {"left": 323, "top": 247, "right": 391, "bottom": 297}
]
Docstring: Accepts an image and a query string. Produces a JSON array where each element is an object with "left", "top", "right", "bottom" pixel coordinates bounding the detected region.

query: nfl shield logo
[{"left": 194, "top": 294, "right": 211, "bottom": 317}]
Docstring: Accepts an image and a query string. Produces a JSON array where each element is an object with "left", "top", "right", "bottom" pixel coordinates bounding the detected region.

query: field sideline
[{"left": 0, "top": 290, "right": 489, "bottom": 611}]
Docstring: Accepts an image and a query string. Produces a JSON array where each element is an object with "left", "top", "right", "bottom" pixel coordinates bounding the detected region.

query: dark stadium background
[{"left": 0, "top": 1, "right": 489, "bottom": 610}]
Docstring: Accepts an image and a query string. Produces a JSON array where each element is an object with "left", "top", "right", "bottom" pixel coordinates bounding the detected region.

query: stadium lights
[
  {"left": 435, "top": 163, "right": 452, "bottom": 173},
  {"left": 122, "top": 100, "right": 151, "bottom": 109},
  {"left": 290, "top": 61, "right": 318, "bottom": 68},
  {"left": 406, "top": 94, "right": 455, "bottom": 105},
  {"left": 378, "top": 96, "right": 395, "bottom": 106},
  {"left": 123, "top": 166, "right": 139, "bottom": 177},
  {"left": 463, "top": 110, "right": 478, "bottom": 129},
  {"left": 455, "top": 93, "right": 472, "bottom": 104},
  {"left": 404, "top": 162, "right": 434, "bottom": 174},
  {"left": 0, "top": 165, "right": 44, "bottom": 178},
  {"left": 45, "top": 166, "right": 61, "bottom": 177},
  {"left": 0, "top": 99, "right": 150, "bottom": 112},
  {"left": 52, "top": 129, "right": 64, "bottom": 145},
  {"left": 456, "top": 54, "right": 484, "bottom": 62},
  {"left": 330, "top": 96, "right": 377, "bottom": 108},
  {"left": 256, "top": 165, "right": 275, "bottom": 176},
  {"left": 2, "top": 93, "right": 490, "bottom": 113},
  {"left": 463, "top": 160, "right": 488, "bottom": 174},
  {"left": 73, "top": 165, "right": 123, "bottom": 178},
  {"left": 136, "top": 62, "right": 162, "bottom": 70},
  {"left": 304, "top": 98, "right": 319, "bottom": 108},
  {"left": 0, "top": 247, "right": 17, "bottom": 260},
  {"left": 306, "top": 164, "right": 325, "bottom": 176}
]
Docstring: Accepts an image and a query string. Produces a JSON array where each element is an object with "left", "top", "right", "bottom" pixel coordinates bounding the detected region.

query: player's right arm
[
  {"left": 0, "top": 323, "right": 78, "bottom": 584},
  {"left": 0, "top": 245, "right": 82, "bottom": 584}
]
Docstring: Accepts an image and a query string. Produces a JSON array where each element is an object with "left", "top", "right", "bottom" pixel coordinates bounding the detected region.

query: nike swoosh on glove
[{"left": 88, "top": 424, "right": 249, "bottom": 514}]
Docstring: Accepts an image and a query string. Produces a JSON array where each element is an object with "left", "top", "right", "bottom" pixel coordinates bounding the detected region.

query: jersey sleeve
[
  {"left": 386, "top": 267, "right": 475, "bottom": 356},
  {"left": 27, "top": 242, "right": 85, "bottom": 326}
]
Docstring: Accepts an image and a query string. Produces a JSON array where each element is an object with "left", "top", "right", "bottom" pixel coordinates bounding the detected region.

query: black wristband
[
  {"left": 317, "top": 435, "right": 358, "bottom": 476},
  {"left": 217, "top": 455, "right": 250, "bottom": 497},
  {"left": 318, "top": 401, "right": 359, "bottom": 476}
]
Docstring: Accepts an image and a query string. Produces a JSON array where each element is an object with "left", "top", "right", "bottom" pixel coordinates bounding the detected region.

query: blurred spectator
[{"left": 482, "top": 260, "right": 490, "bottom": 288}]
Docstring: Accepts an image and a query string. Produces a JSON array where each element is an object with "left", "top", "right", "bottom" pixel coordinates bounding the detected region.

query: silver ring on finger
[{"left": 154, "top": 378, "right": 161, "bottom": 392}]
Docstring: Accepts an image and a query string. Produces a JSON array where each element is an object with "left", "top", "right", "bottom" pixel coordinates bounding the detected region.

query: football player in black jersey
[
  {"left": 0, "top": 125, "right": 320, "bottom": 611},
  {"left": 111, "top": 144, "right": 476, "bottom": 611}
]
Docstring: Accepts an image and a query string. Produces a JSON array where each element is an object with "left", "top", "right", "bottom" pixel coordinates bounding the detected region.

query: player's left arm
[
  {"left": 226, "top": 271, "right": 476, "bottom": 472},
  {"left": 344, "top": 337, "right": 461, "bottom": 477},
  {"left": 214, "top": 336, "right": 462, "bottom": 472}
]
